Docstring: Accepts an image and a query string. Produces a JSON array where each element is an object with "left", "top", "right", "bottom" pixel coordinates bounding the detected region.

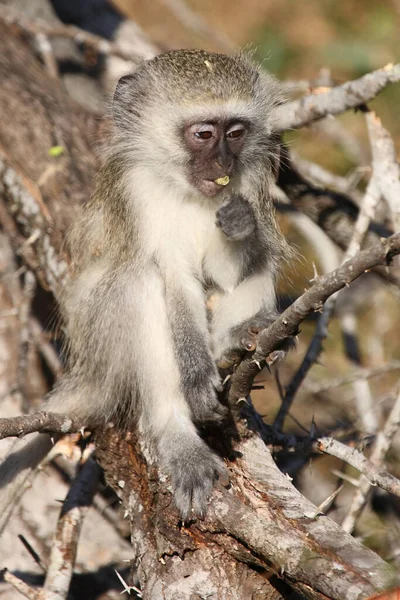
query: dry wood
[
  {"left": 0, "top": 411, "right": 80, "bottom": 440},
  {"left": 272, "top": 63, "right": 400, "bottom": 130},
  {"left": 40, "top": 454, "right": 102, "bottom": 600}
]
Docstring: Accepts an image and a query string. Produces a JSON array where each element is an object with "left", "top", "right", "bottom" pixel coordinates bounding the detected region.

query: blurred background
[{"left": 1, "top": 0, "right": 400, "bottom": 593}]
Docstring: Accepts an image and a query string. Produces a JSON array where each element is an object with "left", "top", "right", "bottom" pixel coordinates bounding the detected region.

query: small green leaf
[{"left": 48, "top": 146, "right": 64, "bottom": 157}]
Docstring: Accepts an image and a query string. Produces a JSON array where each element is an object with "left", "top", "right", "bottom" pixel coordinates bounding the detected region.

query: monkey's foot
[{"left": 165, "top": 438, "right": 227, "bottom": 520}]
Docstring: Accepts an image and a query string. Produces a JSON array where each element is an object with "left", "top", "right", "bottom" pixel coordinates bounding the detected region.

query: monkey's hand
[
  {"left": 216, "top": 194, "right": 256, "bottom": 242},
  {"left": 216, "top": 316, "right": 295, "bottom": 370}
]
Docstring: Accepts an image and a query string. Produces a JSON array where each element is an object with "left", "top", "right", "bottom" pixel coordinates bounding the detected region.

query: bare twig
[
  {"left": 292, "top": 153, "right": 364, "bottom": 201},
  {"left": 30, "top": 318, "right": 63, "bottom": 380},
  {"left": 16, "top": 270, "right": 36, "bottom": 408},
  {"left": 0, "top": 412, "right": 81, "bottom": 440},
  {"left": 316, "top": 435, "right": 400, "bottom": 498},
  {"left": 341, "top": 385, "right": 400, "bottom": 533},
  {"left": 272, "top": 63, "right": 400, "bottom": 131},
  {"left": 40, "top": 453, "right": 102, "bottom": 600},
  {"left": 1, "top": 569, "right": 39, "bottom": 599},
  {"left": 307, "top": 360, "right": 400, "bottom": 394},
  {"left": 34, "top": 33, "right": 59, "bottom": 79},
  {"left": 160, "top": 0, "right": 234, "bottom": 51},
  {"left": 0, "top": 149, "right": 68, "bottom": 293},
  {"left": 0, "top": 6, "right": 155, "bottom": 63},
  {"left": 367, "top": 111, "right": 400, "bottom": 229}
]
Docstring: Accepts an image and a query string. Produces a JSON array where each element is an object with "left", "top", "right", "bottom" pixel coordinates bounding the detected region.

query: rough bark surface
[{"left": 0, "top": 22, "right": 100, "bottom": 290}]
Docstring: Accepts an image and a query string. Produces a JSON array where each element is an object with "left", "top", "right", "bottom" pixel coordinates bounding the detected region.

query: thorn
[
  {"left": 222, "top": 374, "right": 231, "bottom": 386},
  {"left": 236, "top": 397, "right": 249, "bottom": 405},
  {"left": 310, "top": 262, "right": 319, "bottom": 282},
  {"left": 114, "top": 569, "right": 142, "bottom": 596}
]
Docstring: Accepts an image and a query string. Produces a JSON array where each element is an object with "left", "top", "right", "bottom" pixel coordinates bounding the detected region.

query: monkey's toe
[{"left": 170, "top": 444, "right": 225, "bottom": 521}]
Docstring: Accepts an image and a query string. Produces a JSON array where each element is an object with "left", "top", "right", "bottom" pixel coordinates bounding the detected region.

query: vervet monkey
[{"left": 0, "top": 49, "right": 291, "bottom": 521}]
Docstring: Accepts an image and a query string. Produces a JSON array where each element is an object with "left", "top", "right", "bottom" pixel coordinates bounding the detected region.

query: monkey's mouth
[{"left": 198, "top": 178, "right": 229, "bottom": 197}]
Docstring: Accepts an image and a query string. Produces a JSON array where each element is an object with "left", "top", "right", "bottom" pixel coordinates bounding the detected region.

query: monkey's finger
[{"left": 241, "top": 337, "right": 257, "bottom": 352}]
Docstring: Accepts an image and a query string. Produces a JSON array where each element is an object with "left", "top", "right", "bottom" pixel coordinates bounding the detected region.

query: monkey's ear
[
  {"left": 113, "top": 72, "right": 141, "bottom": 126},
  {"left": 113, "top": 73, "right": 138, "bottom": 105}
]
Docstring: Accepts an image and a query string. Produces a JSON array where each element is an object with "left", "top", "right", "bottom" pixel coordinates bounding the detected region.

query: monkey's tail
[{"left": 0, "top": 433, "right": 56, "bottom": 533}]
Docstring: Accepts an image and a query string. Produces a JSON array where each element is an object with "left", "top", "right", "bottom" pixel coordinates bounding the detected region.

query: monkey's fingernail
[
  {"left": 249, "top": 326, "right": 261, "bottom": 335},
  {"left": 215, "top": 175, "right": 230, "bottom": 186}
]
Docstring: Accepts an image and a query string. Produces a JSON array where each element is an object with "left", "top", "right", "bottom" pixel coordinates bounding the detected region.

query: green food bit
[
  {"left": 48, "top": 146, "right": 65, "bottom": 157},
  {"left": 215, "top": 175, "right": 230, "bottom": 186}
]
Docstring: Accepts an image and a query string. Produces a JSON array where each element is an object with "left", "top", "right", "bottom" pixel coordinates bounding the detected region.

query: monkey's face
[{"left": 183, "top": 119, "right": 249, "bottom": 198}]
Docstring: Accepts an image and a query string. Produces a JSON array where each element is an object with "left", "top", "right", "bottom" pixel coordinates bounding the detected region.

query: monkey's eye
[
  {"left": 189, "top": 123, "right": 215, "bottom": 141},
  {"left": 194, "top": 130, "right": 213, "bottom": 140},
  {"left": 226, "top": 124, "right": 246, "bottom": 140}
]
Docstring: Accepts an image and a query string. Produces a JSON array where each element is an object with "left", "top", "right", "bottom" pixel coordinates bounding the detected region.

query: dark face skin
[{"left": 183, "top": 119, "right": 249, "bottom": 197}]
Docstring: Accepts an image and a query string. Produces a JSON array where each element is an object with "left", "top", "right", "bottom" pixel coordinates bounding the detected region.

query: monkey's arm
[
  {"left": 210, "top": 273, "right": 280, "bottom": 365},
  {"left": 165, "top": 281, "right": 227, "bottom": 424},
  {"left": 211, "top": 194, "right": 292, "bottom": 367}
]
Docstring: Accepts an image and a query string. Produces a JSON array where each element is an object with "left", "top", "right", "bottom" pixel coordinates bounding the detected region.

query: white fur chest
[
  {"left": 126, "top": 166, "right": 242, "bottom": 292},
  {"left": 128, "top": 169, "right": 217, "bottom": 277}
]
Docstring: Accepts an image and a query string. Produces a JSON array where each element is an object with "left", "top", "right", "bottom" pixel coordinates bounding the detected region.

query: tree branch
[
  {"left": 317, "top": 435, "right": 400, "bottom": 498},
  {"left": 229, "top": 233, "right": 400, "bottom": 403},
  {"left": 41, "top": 453, "right": 102, "bottom": 600},
  {"left": 0, "top": 412, "right": 81, "bottom": 440},
  {"left": 272, "top": 63, "right": 400, "bottom": 130},
  {"left": 0, "top": 6, "right": 156, "bottom": 63}
]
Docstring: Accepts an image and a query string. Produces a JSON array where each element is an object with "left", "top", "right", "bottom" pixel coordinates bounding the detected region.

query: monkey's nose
[{"left": 215, "top": 158, "right": 233, "bottom": 172}]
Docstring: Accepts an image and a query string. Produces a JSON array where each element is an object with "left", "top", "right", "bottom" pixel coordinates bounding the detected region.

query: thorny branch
[
  {"left": 1, "top": 569, "right": 38, "bottom": 600},
  {"left": 273, "top": 109, "right": 382, "bottom": 431},
  {"left": 341, "top": 385, "right": 400, "bottom": 533},
  {"left": 228, "top": 232, "right": 400, "bottom": 404},
  {"left": 317, "top": 435, "right": 400, "bottom": 498},
  {"left": 0, "top": 235, "right": 398, "bottom": 442},
  {"left": 306, "top": 360, "right": 400, "bottom": 394}
]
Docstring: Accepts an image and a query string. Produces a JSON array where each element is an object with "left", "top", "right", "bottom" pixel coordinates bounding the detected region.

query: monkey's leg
[{"left": 137, "top": 273, "right": 225, "bottom": 519}]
